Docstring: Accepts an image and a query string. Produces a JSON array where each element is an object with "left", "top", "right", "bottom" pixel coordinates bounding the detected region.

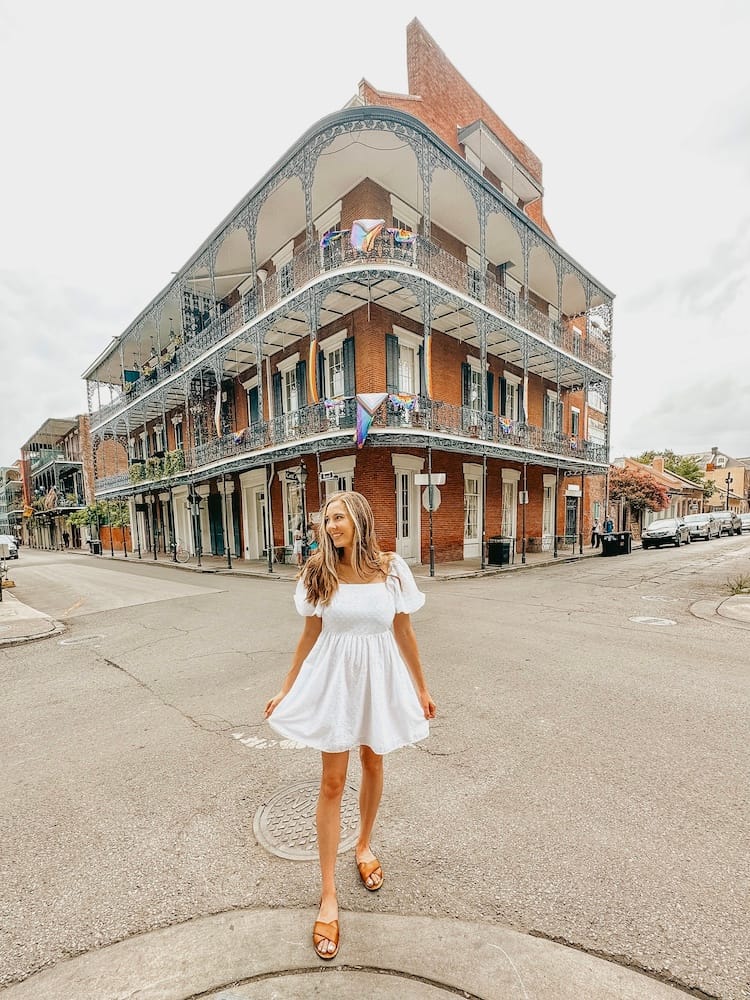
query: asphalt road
[{"left": 1, "top": 540, "right": 749, "bottom": 999}]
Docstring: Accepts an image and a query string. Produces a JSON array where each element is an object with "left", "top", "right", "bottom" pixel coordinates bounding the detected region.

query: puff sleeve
[
  {"left": 387, "top": 553, "right": 426, "bottom": 615},
  {"left": 294, "top": 578, "right": 322, "bottom": 617}
]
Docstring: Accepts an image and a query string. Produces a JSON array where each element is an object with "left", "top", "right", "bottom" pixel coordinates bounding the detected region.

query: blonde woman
[{"left": 264, "top": 490, "right": 436, "bottom": 961}]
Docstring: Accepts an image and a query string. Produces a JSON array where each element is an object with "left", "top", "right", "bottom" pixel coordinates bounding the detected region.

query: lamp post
[
  {"left": 188, "top": 490, "right": 203, "bottom": 568},
  {"left": 285, "top": 460, "right": 309, "bottom": 559},
  {"left": 725, "top": 473, "right": 733, "bottom": 511}
]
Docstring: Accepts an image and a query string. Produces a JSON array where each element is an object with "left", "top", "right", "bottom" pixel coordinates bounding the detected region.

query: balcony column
[
  {"left": 422, "top": 285, "right": 433, "bottom": 402},
  {"left": 418, "top": 138, "right": 434, "bottom": 244},
  {"left": 478, "top": 192, "right": 488, "bottom": 306},
  {"left": 302, "top": 146, "right": 315, "bottom": 244},
  {"left": 254, "top": 323, "right": 265, "bottom": 423}
]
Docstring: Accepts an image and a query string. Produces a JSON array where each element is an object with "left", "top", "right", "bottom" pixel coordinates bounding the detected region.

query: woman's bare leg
[
  {"left": 356, "top": 744, "right": 384, "bottom": 887},
  {"left": 315, "top": 750, "right": 349, "bottom": 955}
]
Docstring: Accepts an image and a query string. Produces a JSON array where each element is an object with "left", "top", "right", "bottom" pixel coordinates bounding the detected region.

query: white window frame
[
  {"left": 501, "top": 469, "right": 520, "bottom": 541},
  {"left": 544, "top": 389, "right": 560, "bottom": 433},
  {"left": 463, "top": 462, "right": 483, "bottom": 546},
  {"left": 503, "top": 370, "right": 521, "bottom": 422},
  {"left": 314, "top": 201, "right": 343, "bottom": 238},
  {"left": 139, "top": 431, "right": 149, "bottom": 459},
  {"left": 320, "top": 329, "right": 348, "bottom": 401},
  {"left": 154, "top": 424, "right": 165, "bottom": 453},
  {"left": 588, "top": 418, "right": 606, "bottom": 445},
  {"left": 390, "top": 195, "right": 421, "bottom": 232},
  {"left": 571, "top": 406, "right": 580, "bottom": 439},
  {"left": 321, "top": 455, "right": 356, "bottom": 496},
  {"left": 272, "top": 240, "right": 294, "bottom": 298},
  {"left": 393, "top": 325, "right": 422, "bottom": 397},
  {"left": 243, "top": 375, "right": 260, "bottom": 425}
]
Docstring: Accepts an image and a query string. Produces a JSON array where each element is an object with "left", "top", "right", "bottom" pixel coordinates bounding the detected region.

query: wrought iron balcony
[
  {"left": 95, "top": 395, "right": 606, "bottom": 496},
  {"left": 90, "top": 233, "right": 611, "bottom": 428}
]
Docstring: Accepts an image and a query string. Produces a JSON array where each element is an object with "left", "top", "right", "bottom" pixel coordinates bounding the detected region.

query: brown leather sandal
[
  {"left": 356, "top": 856, "right": 384, "bottom": 891},
  {"left": 312, "top": 918, "right": 340, "bottom": 960}
]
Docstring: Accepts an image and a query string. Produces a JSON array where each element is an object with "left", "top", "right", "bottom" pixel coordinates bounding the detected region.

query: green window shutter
[
  {"left": 487, "top": 372, "right": 494, "bottom": 413},
  {"left": 296, "top": 359, "right": 307, "bottom": 407},
  {"left": 272, "top": 372, "right": 282, "bottom": 417},
  {"left": 343, "top": 337, "right": 356, "bottom": 396},
  {"left": 499, "top": 377, "right": 507, "bottom": 416},
  {"left": 317, "top": 346, "right": 326, "bottom": 399},
  {"left": 248, "top": 386, "right": 259, "bottom": 424},
  {"left": 461, "top": 362, "right": 470, "bottom": 406},
  {"left": 386, "top": 333, "right": 399, "bottom": 393}
]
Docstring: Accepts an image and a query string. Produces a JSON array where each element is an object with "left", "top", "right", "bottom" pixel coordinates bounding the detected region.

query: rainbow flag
[
  {"left": 354, "top": 393, "right": 388, "bottom": 449},
  {"left": 350, "top": 219, "right": 385, "bottom": 253}
]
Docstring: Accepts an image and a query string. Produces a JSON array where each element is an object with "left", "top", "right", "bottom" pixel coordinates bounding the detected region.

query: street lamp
[
  {"left": 188, "top": 490, "right": 203, "bottom": 568},
  {"left": 285, "top": 460, "right": 309, "bottom": 556},
  {"left": 725, "top": 473, "right": 733, "bottom": 511}
]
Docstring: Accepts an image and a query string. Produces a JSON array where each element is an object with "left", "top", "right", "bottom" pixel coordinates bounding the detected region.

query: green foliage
[
  {"left": 163, "top": 449, "right": 185, "bottom": 476},
  {"left": 632, "top": 449, "right": 713, "bottom": 497},
  {"left": 725, "top": 574, "right": 750, "bottom": 596},
  {"left": 609, "top": 465, "right": 670, "bottom": 513},
  {"left": 69, "top": 500, "right": 130, "bottom": 528}
]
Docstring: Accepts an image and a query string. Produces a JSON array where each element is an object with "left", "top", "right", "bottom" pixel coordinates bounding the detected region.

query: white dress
[{"left": 267, "top": 553, "right": 429, "bottom": 755}]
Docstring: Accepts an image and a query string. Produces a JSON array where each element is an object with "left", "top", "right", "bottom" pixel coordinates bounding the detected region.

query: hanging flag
[
  {"left": 214, "top": 389, "right": 222, "bottom": 437},
  {"left": 308, "top": 339, "right": 319, "bottom": 403},
  {"left": 388, "top": 393, "right": 416, "bottom": 411},
  {"left": 320, "top": 228, "right": 349, "bottom": 248},
  {"left": 354, "top": 392, "right": 388, "bottom": 449},
  {"left": 350, "top": 219, "right": 385, "bottom": 253},
  {"left": 423, "top": 335, "right": 433, "bottom": 398}
]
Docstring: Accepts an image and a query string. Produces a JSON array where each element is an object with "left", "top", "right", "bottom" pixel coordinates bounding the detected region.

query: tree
[
  {"left": 633, "top": 449, "right": 712, "bottom": 496},
  {"left": 609, "top": 466, "right": 670, "bottom": 515},
  {"left": 69, "top": 500, "right": 130, "bottom": 529}
]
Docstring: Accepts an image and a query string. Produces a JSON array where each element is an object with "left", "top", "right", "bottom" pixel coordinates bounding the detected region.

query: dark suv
[{"left": 711, "top": 510, "right": 742, "bottom": 536}]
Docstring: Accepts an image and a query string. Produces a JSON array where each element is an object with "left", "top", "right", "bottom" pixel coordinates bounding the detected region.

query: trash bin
[
  {"left": 91, "top": 540, "right": 102, "bottom": 555},
  {"left": 487, "top": 536, "right": 511, "bottom": 566},
  {"left": 600, "top": 531, "right": 632, "bottom": 556},
  {"left": 600, "top": 533, "right": 619, "bottom": 556}
]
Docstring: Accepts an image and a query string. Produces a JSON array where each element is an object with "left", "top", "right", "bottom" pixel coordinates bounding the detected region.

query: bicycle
[{"left": 170, "top": 539, "right": 191, "bottom": 564}]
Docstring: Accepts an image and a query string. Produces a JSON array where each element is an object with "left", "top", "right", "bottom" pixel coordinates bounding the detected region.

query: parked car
[
  {"left": 682, "top": 513, "right": 721, "bottom": 541},
  {"left": 641, "top": 518, "right": 691, "bottom": 548},
  {"left": 710, "top": 510, "right": 742, "bottom": 536},
  {"left": 740, "top": 513, "right": 750, "bottom": 533},
  {"left": 0, "top": 534, "right": 19, "bottom": 559}
]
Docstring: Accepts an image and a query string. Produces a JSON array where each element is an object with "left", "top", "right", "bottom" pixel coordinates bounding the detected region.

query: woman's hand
[
  {"left": 264, "top": 691, "right": 286, "bottom": 718},
  {"left": 418, "top": 688, "right": 437, "bottom": 720}
]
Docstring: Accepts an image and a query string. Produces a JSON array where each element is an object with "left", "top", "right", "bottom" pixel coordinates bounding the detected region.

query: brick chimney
[{"left": 652, "top": 456, "right": 665, "bottom": 474}]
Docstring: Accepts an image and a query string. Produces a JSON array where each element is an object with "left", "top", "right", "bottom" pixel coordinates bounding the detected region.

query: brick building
[{"left": 82, "top": 20, "right": 612, "bottom": 566}]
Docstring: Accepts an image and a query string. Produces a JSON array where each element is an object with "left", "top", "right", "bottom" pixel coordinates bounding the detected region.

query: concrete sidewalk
[
  {"left": 0, "top": 908, "right": 691, "bottom": 1000},
  {"left": 0, "top": 588, "right": 64, "bottom": 646}
]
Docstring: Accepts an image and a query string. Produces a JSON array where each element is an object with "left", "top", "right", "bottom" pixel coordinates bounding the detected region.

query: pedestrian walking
[
  {"left": 292, "top": 524, "right": 305, "bottom": 566},
  {"left": 591, "top": 519, "right": 601, "bottom": 549},
  {"left": 62, "top": 530, "right": 70, "bottom": 549},
  {"left": 604, "top": 515, "right": 614, "bottom": 534},
  {"left": 264, "top": 490, "right": 436, "bottom": 962}
]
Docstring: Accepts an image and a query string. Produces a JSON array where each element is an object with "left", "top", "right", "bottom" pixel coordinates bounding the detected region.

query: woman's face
[{"left": 325, "top": 499, "right": 355, "bottom": 550}]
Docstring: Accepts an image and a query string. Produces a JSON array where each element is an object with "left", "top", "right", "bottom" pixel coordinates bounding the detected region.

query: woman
[
  {"left": 264, "top": 491, "right": 436, "bottom": 961},
  {"left": 292, "top": 524, "right": 305, "bottom": 567}
]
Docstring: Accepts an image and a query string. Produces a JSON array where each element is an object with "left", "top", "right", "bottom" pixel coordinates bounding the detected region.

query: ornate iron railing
[
  {"left": 95, "top": 395, "right": 606, "bottom": 495},
  {"left": 90, "top": 233, "right": 612, "bottom": 426}
]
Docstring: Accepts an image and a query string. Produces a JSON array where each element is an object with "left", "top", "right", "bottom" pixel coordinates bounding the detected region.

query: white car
[
  {"left": 0, "top": 534, "right": 19, "bottom": 559},
  {"left": 682, "top": 513, "right": 720, "bottom": 541}
]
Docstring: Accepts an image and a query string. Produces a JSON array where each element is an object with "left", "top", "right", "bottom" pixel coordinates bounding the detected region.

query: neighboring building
[
  {"left": 689, "top": 448, "right": 749, "bottom": 513},
  {"left": 82, "top": 19, "right": 613, "bottom": 565},
  {"left": 613, "top": 456, "right": 706, "bottom": 535},
  {"left": 20, "top": 417, "right": 94, "bottom": 548},
  {"left": 0, "top": 465, "right": 24, "bottom": 538}
]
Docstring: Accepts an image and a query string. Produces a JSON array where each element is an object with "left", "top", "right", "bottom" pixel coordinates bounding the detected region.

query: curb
[{"left": 0, "top": 909, "right": 692, "bottom": 1000}]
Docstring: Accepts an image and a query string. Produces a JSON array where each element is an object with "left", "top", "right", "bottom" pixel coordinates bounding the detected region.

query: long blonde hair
[{"left": 301, "top": 491, "right": 387, "bottom": 606}]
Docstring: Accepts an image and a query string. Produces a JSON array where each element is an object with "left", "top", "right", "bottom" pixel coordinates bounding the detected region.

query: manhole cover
[
  {"left": 629, "top": 616, "right": 676, "bottom": 626},
  {"left": 254, "top": 780, "right": 360, "bottom": 860}
]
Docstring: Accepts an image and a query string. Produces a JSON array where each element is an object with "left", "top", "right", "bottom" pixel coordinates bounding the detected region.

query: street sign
[
  {"left": 422, "top": 486, "right": 441, "bottom": 512},
  {"left": 414, "top": 473, "right": 446, "bottom": 486},
  {"left": 319, "top": 471, "right": 338, "bottom": 481}
]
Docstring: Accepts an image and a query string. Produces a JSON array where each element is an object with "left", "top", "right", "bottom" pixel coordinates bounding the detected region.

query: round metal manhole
[
  {"left": 254, "top": 781, "right": 360, "bottom": 860},
  {"left": 629, "top": 616, "right": 676, "bottom": 626}
]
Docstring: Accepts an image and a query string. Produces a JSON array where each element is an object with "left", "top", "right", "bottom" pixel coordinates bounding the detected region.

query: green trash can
[
  {"left": 600, "top": 533, "right": 619, "bottom": 556},
  {"left": 487, "top": 537, "right": 511, "bottom": 565}
]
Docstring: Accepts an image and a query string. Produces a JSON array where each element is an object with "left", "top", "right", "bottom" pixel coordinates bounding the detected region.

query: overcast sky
[{"left": 2, "top": 0, "right": 749, "bottom": 466}]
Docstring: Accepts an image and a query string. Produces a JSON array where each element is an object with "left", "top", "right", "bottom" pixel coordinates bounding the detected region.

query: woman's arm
[
  {"left": 392, "top": 613, "right": 436, "bottom": 719},
  {"left": 264, "top": 615, "right": 323, "bottom": 717}
]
